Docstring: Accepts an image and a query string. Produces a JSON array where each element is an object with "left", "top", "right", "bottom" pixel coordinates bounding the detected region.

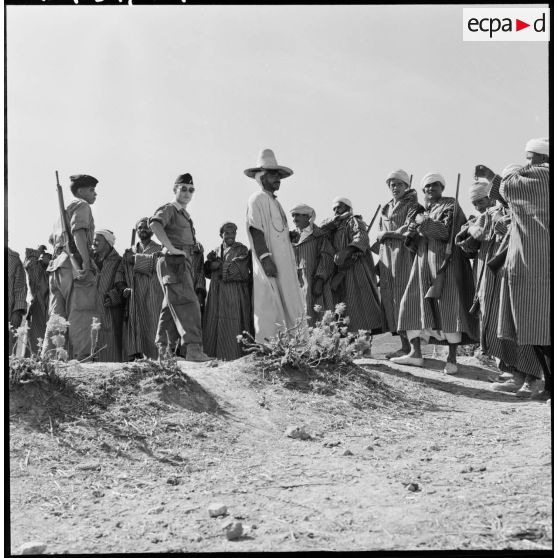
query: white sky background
[{"left": 6, "top": 4, "right": 549, "bottom": 257}]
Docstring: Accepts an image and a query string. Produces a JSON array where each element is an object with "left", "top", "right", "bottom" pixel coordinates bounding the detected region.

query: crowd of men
[{"left": 7, "top": 139, "right": 550, "bottom": 401}]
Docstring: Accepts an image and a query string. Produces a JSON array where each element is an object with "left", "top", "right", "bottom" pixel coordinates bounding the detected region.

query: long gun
[
  {"left": 123, "top": 228, "right": 136, "bottom": 322},
  {"left": 56, "top": 171, "right": 83, "bottom": 270},
  {"left": 424, "top": 174, "right": 461, "bottom": 328},
  {"left": 367, "top": 204, "right": 382, "bottom": 233}
]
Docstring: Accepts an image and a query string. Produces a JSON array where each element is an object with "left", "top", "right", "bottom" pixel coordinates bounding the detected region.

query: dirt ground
[{"left": 9, "top": 333, "right": 552, "bottom": 553}]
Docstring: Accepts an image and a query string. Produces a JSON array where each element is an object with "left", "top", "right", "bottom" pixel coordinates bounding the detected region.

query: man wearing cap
[
  {"left": 115, "top": 217, "right": 164, "bottom": 361},
  {"left": 289, "top": 204, "right": 335, "bottom": 325},
  {"left": 320, "top": 197, "right": 383, "bottom": 336},
  {"left": 42, "top": 174, "right": 100, "bottom": 360},
  {"left": 92, "top": 229, "right": 124, "bottom": 362},
  {"left": 244, "top": 149, "right": 306, "bottom": 341},
  {"left": 376, "top": 170, "right": 423, "bottom": 359},
  {"left": 475, "top": 138, "right": 550, "bottom": 400},
  {"left": 23, "top": 245, "right": 52, "bottom": 355},
  {"left": 8, "top": 247, "right": 28, "bottom": 355},
  {"left": 149, "top": 173, "right": 211, "bottom": 362},
  {"left": 394, "top": 173, "right": 478, "bottom": 374},
  {"left": 203, "top": 222, "right": 253, "bottom": 359}
]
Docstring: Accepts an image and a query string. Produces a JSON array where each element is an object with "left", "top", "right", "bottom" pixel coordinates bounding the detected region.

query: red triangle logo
[{"left": 516, "top": 19, "right": 530, "bottom": 31}]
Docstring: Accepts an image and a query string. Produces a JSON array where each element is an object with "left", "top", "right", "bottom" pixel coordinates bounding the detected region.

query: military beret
[
  {"left": 175, "top": 173, "right": 193, "bottom": 185},
  {"left": 70, "top": 174, "right": 98, "bottom": 194}
]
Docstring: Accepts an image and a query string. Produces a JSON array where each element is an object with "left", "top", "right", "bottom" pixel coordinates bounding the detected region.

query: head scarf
[
  {"left": 290, "top": 203, "right": 316, "bottom": 222},
  {"left": 96, "top": 229, "right": 116, "bottom": 247},
  {"left": 421, "top": 173, "right": 446, "bottom": 190},
  {"left": 386, "top": 169, "right": 411, "bottom": 187},
  {"left": 469, "top": 181, "right": 490, "bottom": 203},
  {"left": 219, "top": 221, "right": 237, "bottom": 235},
  {"left": 135, "top": 217, "right": 149, "bottom": 229},
  {"left": 501, "top": 164, "right": 523, "bottom": 179},
  {"left": 525, "top": 138, "right": 549, "bottom": 156},
  {"left": 175, "top": 173, "right": 193, "bottom": 185},
  {"left": 332, "top": 196, "right": 352, "bottom": 209}
]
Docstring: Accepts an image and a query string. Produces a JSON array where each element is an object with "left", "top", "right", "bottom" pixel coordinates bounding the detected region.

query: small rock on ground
[
  {"left": 284, "top": 425, "right": 311, "bottom": 440},
  {"left": 208, "top": 503, "right": 228, "bottom": 517},
  {"left": 18, "top": 542, "right": 47, "bottom": 555},
  {"left": 224, "top": 521, "right": 243, "bottom": 540},
  {"left": 342, "top": 449, "right": 354, "bottom": 456}
]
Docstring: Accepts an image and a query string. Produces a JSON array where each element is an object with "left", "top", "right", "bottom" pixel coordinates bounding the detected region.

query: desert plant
[{"left": 237, "top": 303, "right": 371, "bottom": 380}]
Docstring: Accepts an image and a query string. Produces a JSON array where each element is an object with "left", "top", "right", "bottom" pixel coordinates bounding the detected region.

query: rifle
[
  {"left": 424, "top": 173, "right": 461, "bottom": 328},
  {"left": 469, "top": 236, "right": 496, "bottom": 316},
  {"left": 56, "top": 171, "right": 83, "bottom": 270},
  {"left": 367, "top": 204, "right": 382, "bottom": 233},
  {"left": 123, "top": 228, "right": 136, "bottom": 322}
]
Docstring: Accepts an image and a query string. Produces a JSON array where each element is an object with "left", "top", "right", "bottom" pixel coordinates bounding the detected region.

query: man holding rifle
[
  {"left": 42, "top": 174, "right": 100, "bottom": 360},
  {"left": 393, "top": 173, "right": 478, "bottom": 374}
]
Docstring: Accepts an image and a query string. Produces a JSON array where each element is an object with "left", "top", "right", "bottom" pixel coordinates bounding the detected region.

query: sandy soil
[{"left": 9, "top": 333, "right": 552, "bottom": 553}]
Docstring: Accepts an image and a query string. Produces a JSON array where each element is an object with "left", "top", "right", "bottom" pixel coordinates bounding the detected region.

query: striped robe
[
  {"left": 377, "top": 189, "right": 423, "bottom": 333},
  {"left": 397, "top": 197, "right": 478, "bottom": 344},
  {"left": 202, "top": 242, "right": 253, "bottom": 360},
  {"left": 8, "top": 248, "right": 28, "bottom": 354},
  {"left": 95, "top": 248, "right": 124, "bottom": 362},
  {"left": 321, "top": 214, "right": 383, "bottom": 333},
  {"left": 292, "top": 227, "right": 335, "bottom": 325},
  {"left": 489, "top": 165, "right": 550, "bottom": 346},
  {"left": 473, "top": 207, "right": 542, "bottom": 378},
  {"left": 115, "top": 240, "right": 163, "bottom": 360},
  {"left": 23, "top": 249, "right": 50, "bottom": 354}
]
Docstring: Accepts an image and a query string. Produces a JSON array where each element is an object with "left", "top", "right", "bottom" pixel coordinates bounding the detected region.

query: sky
[{"left": 6, "top": 4, "right": 549, "bottom": 258}]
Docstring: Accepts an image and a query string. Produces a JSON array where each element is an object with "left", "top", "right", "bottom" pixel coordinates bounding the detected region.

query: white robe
[{"left": 246, "top": 189, "right": 306, "bottom": 341}]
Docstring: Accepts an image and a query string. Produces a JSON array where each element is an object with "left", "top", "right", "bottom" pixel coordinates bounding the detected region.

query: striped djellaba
[
  {"left": 377, "top": 189, "right": 423, "bottom": 333},
  {"left": 472, "top": 207, "right": 542, "bottom": 378},
  {"left": 489, "top": 165, "right": 550, "bottom": 346},
  {"left": 321, "top": 214, "right": 384, "bottom": 333},
  {"left": 95, "top": 248, "right": 124, "bottom": 362},
  {"left": 115, "top": 240, "right": 163, "bottom": 360},
  {"left": 23, "top": 248, "right": 50, "bottom": 354},
  {"left": 202, "top": 242, "right": 253, "bottom": 360},
  {"left": 8, "top": 248, "right": 28, "bottom": 354},
  {"left": 292, "top": 227, "right": 335, "bottom": 325},
  {"left": 397, "top": 197, "right": 479, "bottom": 343}
]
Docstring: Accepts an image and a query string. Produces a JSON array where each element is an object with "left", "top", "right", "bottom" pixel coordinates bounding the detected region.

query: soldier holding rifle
[
  {"left": 393, "top": 173, "right": 478, "bottom": 374},
  {"left": 42, "top": 174, "right": 100, "bottom": 360},
  {"left": 375, "top": 170, "right": 423, "bottom": 359}
]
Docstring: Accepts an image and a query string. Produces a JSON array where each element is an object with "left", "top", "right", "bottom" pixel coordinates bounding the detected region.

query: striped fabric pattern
[
  {"left": 116, "top": 240, "right": 163, "bottom": 360},
  {"left": 478, "top": 207, "right": 542, "bottom": 378},
  {"left": 397, "top": 197, "right": 479, "bottom": 343},
  {"left": 326, "top": 214, "right": 384, "bottom": 333},
  {"left": 489, "top": 165, "right": 550, "bottom": 346},
  {"left": 202, "top": 242, "right": 253, "bottom": 360},
  {"left": 377, "top": 189, "right": 422, "bottom": 333},
  {"left": 23, "top": 249, "right": 50, "bottom": 354},
  {"left": 292, "top": 227, "right": 335, "bottom": 325},
  {"left": 8, "top": 248, "right": 28, "bottom": 354},
  {"left": 95, "top": 248, "right": 124, "bottom": 362}
]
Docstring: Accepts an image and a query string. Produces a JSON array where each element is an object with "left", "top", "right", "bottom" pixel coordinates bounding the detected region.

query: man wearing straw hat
[{"left": 244, "top": 149, "right": 306, "bottom": 342}]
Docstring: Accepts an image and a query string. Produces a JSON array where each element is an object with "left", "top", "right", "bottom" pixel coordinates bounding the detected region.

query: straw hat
[{"left": 244, "top": 149, "right": 293, "bottom": 179}]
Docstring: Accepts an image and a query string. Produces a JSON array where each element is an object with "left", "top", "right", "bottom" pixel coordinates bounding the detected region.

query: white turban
[
  {"left": 290, "top": 204, "right": 316, "bottom": 223},
  {"left": 469, "top": 181, "right": 490, "bottom": 203},
  {"left": 421, "top": 173, "right": 446, "bottom": 189},
  {"left": 332, "top": 196, "right": 352, "bottom": 209},
  {"left": 386, "top": 169, "right": 411, "bottom": 187},
  {"left": 501, "top": 164, "right": 523, "bottom": 179},
  {"left": 96, "top": 229, "right": 116, "bottom": 247},
  {"left": 525, "top": 137, "right": 549, "bottom": 156}
]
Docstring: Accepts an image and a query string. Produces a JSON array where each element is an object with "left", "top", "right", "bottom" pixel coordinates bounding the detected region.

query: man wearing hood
[
  {"left": 475, "top": 138, "right": 550, "bottom": 400},
  {"left": 289, "top": 204, "right": 335, "bottom": 325},
  {"left": 376, "top": 170, "right": 423, "bottom": 359}
]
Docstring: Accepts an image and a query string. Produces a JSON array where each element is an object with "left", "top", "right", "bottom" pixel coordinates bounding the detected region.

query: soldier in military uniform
[{"left": 149, "top": 173, "right": 211, "bottom": 362}]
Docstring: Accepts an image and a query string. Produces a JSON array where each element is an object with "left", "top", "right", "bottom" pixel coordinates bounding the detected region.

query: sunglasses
[{"left": 176, "top": 185, "right": 195, "bottom": 193}]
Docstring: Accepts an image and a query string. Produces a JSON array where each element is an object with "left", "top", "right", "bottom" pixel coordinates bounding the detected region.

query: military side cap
[
  {"left": 70, "top": 174, "right": 98, "bottom": 194},
  {"left": 175, "top": 173, "right": 193, "bottom": 185}
]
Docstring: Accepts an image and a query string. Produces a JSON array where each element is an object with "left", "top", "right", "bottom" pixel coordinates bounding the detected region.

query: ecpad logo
[{"left": 463, "top": 8, "right": 549, "bottom": 42}]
